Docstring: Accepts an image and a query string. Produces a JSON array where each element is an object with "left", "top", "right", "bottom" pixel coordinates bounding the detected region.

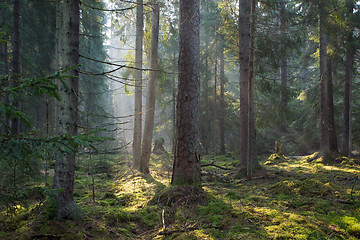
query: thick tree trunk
[
  {"left": 327, "top": 56, "right": 338, "bottom": 152},
  {"left": 11, "top": 0, "right": 20, "bottom": 134},
  {"left": 52, "top": 0, "right": 82, "bottom": 220},
  {"left": 318, "top": 3, "right": 330, "bottom": 155},
  {"left": 172, "top": 0, "right": 201, "bottom": 186},
  {"left": 219, "top": 45, "right": 225, "bottom": 154},
  {"left": 279, "top": 0, "right": 287, "bottom": 123},
  {"left": 133, "top": 0, "right": 144, "bottom": 169},
  {"left": 140, "top": 0, "right": 160, "bottom": 174},
  {"left": 342, "top": 33, "right": 354, "bottom": 156},
  {"left": 238, "top": 0, "right": 251, "bottom": 175}
]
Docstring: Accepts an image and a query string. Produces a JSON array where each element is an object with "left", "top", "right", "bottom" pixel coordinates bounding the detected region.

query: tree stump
[{"left": 153, "top": 137, "right": 166, "bottom": 155}]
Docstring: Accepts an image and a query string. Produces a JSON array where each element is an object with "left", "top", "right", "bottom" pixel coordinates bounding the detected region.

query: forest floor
[{"left": 1, "top": 151, "right": 360, "bottom": 239}]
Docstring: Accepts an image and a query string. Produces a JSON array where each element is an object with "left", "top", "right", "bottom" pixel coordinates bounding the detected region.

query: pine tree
[
  {"left": 140, "top": 0, "right": 160, "bottom": 174},
  {"left": 52, "top": 0, "right": 83, "bottom": 220},
  {"left": 172, "top": 0, "right": 201, "bottom": 185}
]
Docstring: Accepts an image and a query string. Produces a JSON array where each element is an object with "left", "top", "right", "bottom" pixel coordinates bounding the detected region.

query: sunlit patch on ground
[{"left": 2, "top": 152, "right": 360, "bottom": 239}]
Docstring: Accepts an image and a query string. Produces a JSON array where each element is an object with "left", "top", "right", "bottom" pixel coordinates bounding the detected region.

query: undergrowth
[{"left": 1, "top": 151, "right": 360, "bottom": 239}]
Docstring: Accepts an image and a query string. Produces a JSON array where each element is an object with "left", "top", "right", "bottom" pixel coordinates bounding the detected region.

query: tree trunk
[
  {"left": 318, "top": 2, "right": 330, "bottom": 155},
  {"left": 213, "top": 57, "right": 217, "bottom": 153},
  {"left": 327, "top": 56, "right": 338, "bottom": 152},
  {"left": 1, "top": 31, "right": 10, "bottom": 132},
  {"left": 238, "top": 0, "right": 251, "bottom": 175},
  {"left": 204, "top": 7, "right": 210, "bottom": 155},
  {"left": 248, "top": 0, "right": 257, "bottom": 178},
  {"left": 52, "top": 0, "right": 82, "bottom": 220},
  {"left": 172, "top": 0, "right": 201, "bottom": 186},
  {"left": 219, "top": 45, "right": 225, "bottom": 154},
  {"left": 172, "top": 50, "right": 176, "bottom": 154},
  {"left": 133, "top": 0, "right": 144, "bottom": 169},
  {"left": 140, "top": 0, "right": 160, "bottom": 174},
  {"left": 11, "top": 0, "right": 20, "bottom": 134},
  {"left": 279, "top": 0, "right": 287, "bottom": 124},
  {"left": 342, "top": 32, "right": 354, "bottom": 156}
]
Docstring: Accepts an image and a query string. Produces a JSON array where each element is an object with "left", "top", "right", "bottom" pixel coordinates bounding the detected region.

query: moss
[
  {"left": 339, "top": 157, "right": 360, "bottom": 166},
  {"left": 347, "top": 223, "right": 360, "bottom": 238},
  {"left": 268, "top": 153, "right": 289, "bottom": 163},
  {"left": 226, "top": 190, "right": 241, "bottom": 200},
  {"left": 269, "top": 179, "right": 333, "bottom": 197}
]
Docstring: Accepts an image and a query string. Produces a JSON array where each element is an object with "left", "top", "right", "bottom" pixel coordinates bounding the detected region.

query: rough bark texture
[
  {"left": 248, "top": 0, "right": 257, "bottom": 178},
  {"left": 342, "top": 33, "right": 353, "bottom": 156},
  {"left": 52, "top": 0, "right": 82, "bottom": 220},
  {"left": 11, "top": 0, "right": 20, "bottom": 134},
  {"left": 239, "top": 0, "right": 251, "bottom": 175},
  {"left": 327, "top": 56, "right": 338, "bottom": 152},
  {"left": 219, "top": 46, "right": 225, "bottom": 154},
  {"left": 140, "top": 0, "right": 159, "bottom": 174},
  {"left": 133, "top": 0, "right": 144, "bottom": 169},
  {"left": 279, "top": 0, "right": 287, "bottom": 121},
  {"left": 172, "top": 0, "right": 201, "bottom": 186},
  {"left": 318, "top": 3, "right": 330, "bottom": 155}
]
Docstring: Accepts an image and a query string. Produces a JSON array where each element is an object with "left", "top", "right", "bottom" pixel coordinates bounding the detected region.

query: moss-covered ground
[{"left": 1, "top": 151, "right": 360, "bottom": 239}]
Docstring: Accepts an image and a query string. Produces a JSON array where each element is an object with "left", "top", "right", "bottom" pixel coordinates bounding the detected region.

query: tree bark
[
  {"left": 204, "top": 2, "right": 210, "bottom": 155},
  {"left": 248, "top": 0, "right": 257, "bottom": 178},
  {"left": 342, "top": 32, "right": 354, "bottom": 156},
  {"left": 140, "top": 0, "right": 160, "bottom": 174},
  {"left": 133, "top": 0, "right": 144, "bottom": 169},
  {"left": 238, "top": 0, "right": 251, "bottom": 175},
  {"left": 172, "top": 50, "right": 176, "bottom": 154},
  {"left": 327, "top": 56, "right": 337, "bottom": 152},
  {"left": 52, "top": 0, "right": 82, "bottom": 220},
  {"left": 279, "top": 0, "right": 287, "bottom": 123},
  {"left": 318, "top": 2, "right": 330, "bottom": 155},
  {"left": 172, "top": 0, "right": 201, "bottom": 186},
  {"left": 219, "top": 45, "right": 225, "bottom": 154},
  {"left": 11, "top": 0, "right": 20, "bottom": 134}
]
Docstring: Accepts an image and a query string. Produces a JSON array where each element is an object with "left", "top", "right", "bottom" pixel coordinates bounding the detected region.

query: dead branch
[{"left": 201, "top": 161, "right": 232, "bottom": 170}]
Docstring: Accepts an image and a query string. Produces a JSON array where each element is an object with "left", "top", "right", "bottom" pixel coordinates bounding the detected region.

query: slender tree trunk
[
  {"left": 140, "top": 0, "right": 160, "bottom": 174},
  {"left": 279, "top": 0, "right": 287, "bottom": 124},
  {"left": 342, "top": 33, "right": 354, "bottom": 156},
  {"left": 238, "top": 0, "right": 251, "bottom": 175},
  {"left": 248, "top": 0, "right": 257, "bottom": 178},
  {"left": 52, "top": 0, "right": 82, "bottom": 220},
  {"left": 318, "top": 3, "right": 330, "bottom": 155},
  {"left": 219, "top": 45, "right": 225, "bottom": 154},
  {"left": 0, "top": 41, "right": 8, "bottom": 76},
  {"left": 1, "top": 35, "right": 10, "bottom": 132},
  {"left": 172, "top": 50, "right": 176, "bottom": 154},
  {"left": 54, "top": 0, "right": 61, "bottom": 135},
  {"left": 204, "top": 15, "right": 210, "bottom": 155},
  {"left": 327, "top": 56, "right": 337, "bottom": 152},
  {"left": 133, "top": 0, "right": 144, "bottom": 169},
  {"left": 11, "top": 0, "right": 20, "bottom": 134},
  {"left": 213, "top": 57, "right": 217, "bottom": 153},
  {"left": 172, "top": 0, "right": 201, "bottom": 186}
]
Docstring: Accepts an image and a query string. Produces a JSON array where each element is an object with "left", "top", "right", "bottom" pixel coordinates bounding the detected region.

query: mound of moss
[
  {"left": 264, "top": 153, "right": 289, "bottom": 165},
  {"left": 268, "top": 179, "right": 334, "bottom": 197}
]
